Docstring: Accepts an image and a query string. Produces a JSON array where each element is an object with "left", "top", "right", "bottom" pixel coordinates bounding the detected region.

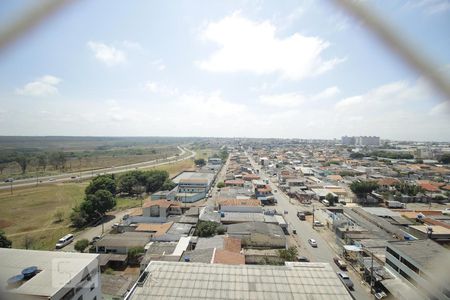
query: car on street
[
  {"left": 297, "top": 256, "right": 310, "bottom": 262},
  {"left": 55, "top": 234, "right": 74, "bottom": 249},
  {"left": 273, "top": 189, "right": 277, "bottom": 193},
  {"left": 4, "top": 178, "right": 14, "bottom": 183},
  {"left": 313, "top": 220, "right": 324, "bottom": 227},
  {"left": 48, "top": 178, "right": 55, "bottom": 181},
  {"left": 337, "top": 272, "right": 354, "bottom": 290},
  {"left": 333, "top": 256, "right": 347, "bottom": 270},
  {"left": 90, "top": 236, "right": 101, "bottom": 244},
  {"left": 308, "top": 238, "right": 318, "bottom": 247},
  {"left": 297, "top": 212, "right": 306, "bottom": 220}
]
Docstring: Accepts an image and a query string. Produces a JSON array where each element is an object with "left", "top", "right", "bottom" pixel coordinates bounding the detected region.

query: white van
[{"left": 55, "top": 234, "right": 74, "bottom": 249}]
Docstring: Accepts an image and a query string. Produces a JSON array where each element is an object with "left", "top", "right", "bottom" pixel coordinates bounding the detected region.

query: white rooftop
[
  {"left": 128, "top": 261, "right": 353, "bottom": 300},
  {"left": 0, "top": 248, "right": 99, "bottom": 298}
]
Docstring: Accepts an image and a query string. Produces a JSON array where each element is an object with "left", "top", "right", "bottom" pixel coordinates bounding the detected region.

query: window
[
  {"left": 386, "top": 258, "right": 399, "bottom": 272},
  {"left": 90, "top": 284, "right": 95, "bottom": 291},
  {"left": 401, "top": 258, "right": 419, "bottom": 274},
  {"left": 386, "top": 247, "right": 400, "bottom": 260}
]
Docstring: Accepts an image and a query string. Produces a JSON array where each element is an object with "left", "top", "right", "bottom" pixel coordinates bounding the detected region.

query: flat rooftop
[
  {"left": 172, "top": 171, "right": 215, "bottom": 185},
  {"left": 128, "top": 261, "right": 353, "bottom": 300},
  {"left": 387, "top": 239, "right": 450, "bottom": 273},
  {"left": 0, "top": 248, "right": 98, "bottom": 298}
]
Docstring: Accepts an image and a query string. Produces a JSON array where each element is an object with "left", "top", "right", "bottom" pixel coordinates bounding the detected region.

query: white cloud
[
  {"left": 197, "top": 13, "right": 344, "bottom": 80},
  {"left": 260, "top": 93, "right": 305, "bottom": 107},
  {"left": 16, "top": 75, "right": 61, "bottom": 97},
  {"left": 87, "top": 41, "right": 126, "bottom": 66},
  {"left": 313, "top": 86, "right": 340, "bottom": 100},
  {"left": 122, "top": 40, "right": 142, "bottom": 50},
  {"left": 405, "top": 0, "right": 450, "bottom": 15},
  {"left": 145, "top": 81, "right": 178, "bottom": 96},
  {"left": 151, "top": 59, "right": 166, "bottom": 71},
  {"left": 260, "top": 86, "right": 340, "bottom": 108}
]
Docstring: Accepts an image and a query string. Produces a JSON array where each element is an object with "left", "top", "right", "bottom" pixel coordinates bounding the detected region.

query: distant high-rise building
[{"left": 341, "top": 136, "right": 380, "bottom": 146}]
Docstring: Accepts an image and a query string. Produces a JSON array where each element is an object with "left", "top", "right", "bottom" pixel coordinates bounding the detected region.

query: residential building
[{"left": 0, "top": 248, "right": 101, "bottom": 300}]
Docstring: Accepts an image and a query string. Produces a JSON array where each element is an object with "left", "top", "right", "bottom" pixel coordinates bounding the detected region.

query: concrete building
[
  {"left": 341, "top": 136, "right": 380, "bottom": 146},
  {"left": 125, "top": 261, "right": 353, "bottom": 300},
  {"left": 172, "top": 171, "right": 216, "bottom": 202},
  {"left": 0, "top": 248, "right": 101, "bottom": 300},
  {"left": 385, "top": 240, "right": 450, "bottom": 300}
]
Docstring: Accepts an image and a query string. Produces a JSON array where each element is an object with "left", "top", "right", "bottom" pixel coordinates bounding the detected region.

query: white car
[{"left": 308, "top": 238, "right": 318, "bottom": 247}]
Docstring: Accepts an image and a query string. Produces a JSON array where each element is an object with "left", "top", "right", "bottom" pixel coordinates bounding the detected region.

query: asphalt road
[
  {"left": 246, "top": 152, "right": 371, "bottom": 300},
  {"left": 62, "top": 209, "right": 135, "bottom": 252},
  {"left": 0, "top": 146, "right": 195, "bottom": 191}
]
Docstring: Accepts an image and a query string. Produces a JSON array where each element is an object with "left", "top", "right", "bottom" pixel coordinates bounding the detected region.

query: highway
[
  {"left": 0, "top": 146, "right": 195, "bottom": 191},
  {"left": 246, "top": 152, "right": 371, "bottom": 300}
]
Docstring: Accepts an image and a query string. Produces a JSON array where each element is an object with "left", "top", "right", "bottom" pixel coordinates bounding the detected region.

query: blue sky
[{"left": 0, "top": 0, "right": 449, "bottom": 141}]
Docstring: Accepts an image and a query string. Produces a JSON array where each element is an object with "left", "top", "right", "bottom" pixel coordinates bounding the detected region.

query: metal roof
[{"left": 128, "top": 261, "right": 353, "bottom": 300}]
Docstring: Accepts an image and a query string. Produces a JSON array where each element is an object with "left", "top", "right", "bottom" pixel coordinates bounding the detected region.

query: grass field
[
  {"left": 0, "top": 153, "right": 196, "bottom": 250},
  {"left": 0, "top": 182, "right": 88, "bottom": 249}
]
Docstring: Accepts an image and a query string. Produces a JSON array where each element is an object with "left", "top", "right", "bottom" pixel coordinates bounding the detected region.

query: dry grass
[
  {"left": 143, "top": 159, "right": 196, "bottom": 177},
  {"left": 0, "top": 182, "right": 87, "bottom": 249}
]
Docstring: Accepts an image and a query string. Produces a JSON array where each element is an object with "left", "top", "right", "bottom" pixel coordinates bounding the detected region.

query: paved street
[
  {"left": 0, "top": 146, "right": 195, "bottom": 191},
  {"left": 62, "top": 209, "right": 135, "bottom": 252},
  {"left": 246, "top": 152, "right": 371, "bottom": 300}
]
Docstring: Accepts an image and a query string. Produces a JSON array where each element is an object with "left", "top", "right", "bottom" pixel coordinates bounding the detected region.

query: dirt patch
[{"left": 0, "top": 219, "right": 13, "bottom": 229}]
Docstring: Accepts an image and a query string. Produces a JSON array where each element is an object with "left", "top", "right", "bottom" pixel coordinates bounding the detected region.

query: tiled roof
[
  {"left": 135, "top": 222, "right": 173, "bottom": 236},
  {"left": 213, "top": 250, "right": 245, "bottom": 265},
  {"left": 143, "top": 199, "right": 180, "bottom": 208}
]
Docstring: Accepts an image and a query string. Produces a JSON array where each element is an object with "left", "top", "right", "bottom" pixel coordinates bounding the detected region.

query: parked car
[
  {"left": 313, "top": 220, "right": 323, "bottom": 227},
  {"left": 273, "top": 189, "right": 278, "bottom": 193},
  {"left": 297, "top": 212, "right": 306, "bottom": 220},
  {"left": 337, "top": 272, "right": 354, "bottom": 290},
  {"left": 4, "top": 178, "right": 14, "bottom": 183},
  {"left": 122, "top": 214, "right": 130, "bottom": 220},
  {"left": 308, "top": 238, "right": 318, "bottom": 247},
  {"left": 333, "top": 256, "right": 347, "bottom": 270},
  {"left": 48, "top": 178, "right": 55, "bottom": 181},
  {"left": 297, "top": 256, "right": 310, "bottom": 262},
  {"left": 90, "top": 236, "right": 101, "bottom": 245},
  {"left": 55, "top": 234, "right": 74, "bottom": 249}
]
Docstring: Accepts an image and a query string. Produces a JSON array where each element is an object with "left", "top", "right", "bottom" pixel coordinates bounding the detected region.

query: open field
[
  {"left": 0, "top": 182, "right": 87, "bottom": 250},
  {"left": 143, "top": 158, "right": 196, "bottom": 177}
]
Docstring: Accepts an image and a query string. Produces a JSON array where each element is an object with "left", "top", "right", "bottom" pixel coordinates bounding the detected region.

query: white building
[
  {"left": 385, "top": 240, "right": 450, "bottom": 300},
  {"left": 0, "top": 248, "right": 101, "bottom": 300}
]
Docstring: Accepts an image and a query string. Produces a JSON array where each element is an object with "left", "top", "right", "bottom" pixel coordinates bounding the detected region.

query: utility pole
[
  {"left": 10, "top": 181, "right": 13, "bottom": 195},
  {"left": 312, "top": 204, "right": 315, "bottom": 228}
]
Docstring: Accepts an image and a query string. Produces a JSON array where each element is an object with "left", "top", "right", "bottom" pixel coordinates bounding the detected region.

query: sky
[{"left": 0, "top": 0, "right": 449, "bottom": 141}]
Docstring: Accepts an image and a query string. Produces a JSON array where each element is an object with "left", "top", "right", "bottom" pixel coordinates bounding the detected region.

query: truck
[
  {"left": 387, "top": 200, "right": 406, "bottom": 209},
  {"left": 321, "top": 199, "right": 330, "bottom": 207}
]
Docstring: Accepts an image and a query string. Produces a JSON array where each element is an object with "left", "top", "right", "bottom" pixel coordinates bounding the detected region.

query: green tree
[
  {"left": 74, "top": 239, "right": 89, "bottom": 252},
  {"left": 128, "top": 246, "right": 145, "bottom": 265},
  {"left": 117, "top": 172, "right": 139, "bottom": 195},
  {"left": 350, "top": 181, "right": 379, "bottom": 198},
  {"left": 144, "top": 170, "right": 169, "bottom": 193},
  {"left": 161, "top": 179, "right": 176, "bottom": 191},
  {"left": 15, "top": 155, "right": 29, "bottom": 174},
  {"left": 217, "top": 181, "right": 225, "bottom": 188},
  {"left": 85, "top": 174, "right": 116, "bottom": 195},
  {"left": 88, "top": 189, "right": 116, "bottom": 215},
  {"left": 194, "top": 158, "right": 206, "bottom": 167},
  {"left": 278, "top": 247, "right": 298, "bottom": 262},
  {"left": 0, "top": 230, "right": 12, "bottom": 248},
  {"left": 349, "top": 152, "right": 364, "bottom": 159},
  {"left": 37, "top": 153, "right": 48, "bottom": 171},
  {"left": 70, "top": 206, "right": 88, "bottom": 228},
  {"left": 325, "top": 193, "right": 336, "bottom": 206},
  {"left": 196, "top": 221, "right": 219, "bottom": 237}
]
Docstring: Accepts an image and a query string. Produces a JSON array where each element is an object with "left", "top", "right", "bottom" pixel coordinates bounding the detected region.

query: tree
[
  {"left": 439, "top": 153, "right": 450, "bottom": 164},
  {"left": 37, "top": 154, "right": 48, "bottom": 171},
  {"left": 217, "top": 181, "right": 225, "bottom": 188},
  {"left": 128, "top": 246, "right": 145, "bottom": 265},
  {"left": 0, "top": 230, "right": 12, "bottom": 248},
  {"left": 144, "top": 170, "right": 169, "bottom": 193},
  {"left": 350, "top": 181, "right": 379, "bottom": 198},
  {"left": 74, "top": 239, "right": 89, "bottom": 252},
  {"left": 15, "top": 155, "right": 29, "bottom": 174},
  {"left": 325, "top": 193, "right": 336, "bottom": 206},
  {"left": 349, "top": 152, "right": 364, "bottom": 159},
  {"left": 117, "top": 172, "right": 139, "bottom": 195},
  {"left": 194, "top": 158, "right": 206, "bottom": 167},
  {"left": 85, "top": 175, "right": 116, "bottom": 195},
  {"left": 89, "top": 189, "right": 116, "bottom": 215},
  {"left": 196, "top": 221, "right": 219, "bottom": 237},
  {"left": 161, "top": 179, "right": 176, "bottom": 191},
  {"left": 278, "top": 247, "right": 298, "bottom": 262},
  {"left": 70, "top": 206, "right": 88, "bottom": 228}
]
